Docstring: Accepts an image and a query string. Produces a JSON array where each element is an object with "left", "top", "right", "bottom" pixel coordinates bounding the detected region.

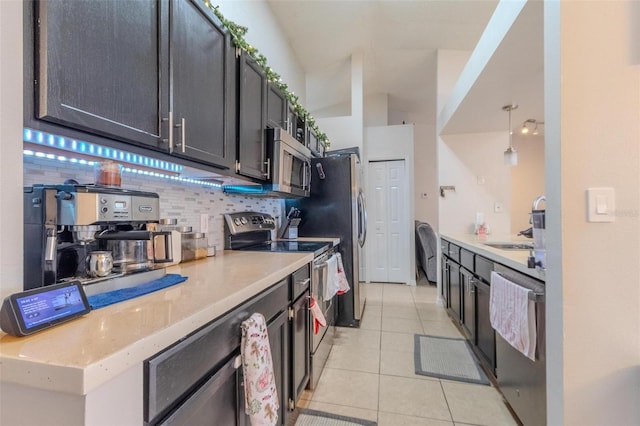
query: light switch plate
[
  {"left": 587, "top": 187, "right": 615, "bottom": 222},
  {"left": 494, "top": 201, "right": 504, "bottom": 213}
]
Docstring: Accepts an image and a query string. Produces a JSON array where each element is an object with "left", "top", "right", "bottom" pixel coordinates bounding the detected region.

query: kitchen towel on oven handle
[
  {"left": 309, "top": 296, "right": 326, "bottom": 334},
  {"left": 241, "top": 313, "right": 279, "bottom": 426},
  {"left": 335, "top": 252, "right": 350, "bottom": 295}
]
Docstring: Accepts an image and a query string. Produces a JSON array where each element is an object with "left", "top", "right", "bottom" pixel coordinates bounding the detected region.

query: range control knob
[
  {"left": 101, "top": 206, "right": 108, "bottom": 213},
  {"left": 100, "top": 198, "right": 108, "bottom": 205},
  {"left": 240, "top": 217, "right": 248, "bottom": 225},
  {"left": 234, "top": 218, "right": 242, "bottom": 226}
]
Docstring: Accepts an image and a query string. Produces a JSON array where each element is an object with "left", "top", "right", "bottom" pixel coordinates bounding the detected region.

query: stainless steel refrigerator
[{"left": 286, "top": 151, "right": 367, "bottom": 327}]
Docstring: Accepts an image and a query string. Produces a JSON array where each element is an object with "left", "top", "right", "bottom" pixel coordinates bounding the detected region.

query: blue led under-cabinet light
[{"left": 23, "top": 128, "right": 222, "bottom": 188}]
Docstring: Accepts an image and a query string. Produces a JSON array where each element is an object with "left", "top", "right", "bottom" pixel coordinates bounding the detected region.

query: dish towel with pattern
[
  {"left": 489, "top": 272, "right": 537, "bottom": 361},
  {"left": 309, "top": 296, "right": 326, "bottom": 334},
  {"left": 241, "top": 313, "right": 279, "bottom": 426},
  {"left": 335, "top": 252, "right": 350, "bottom": 294}
]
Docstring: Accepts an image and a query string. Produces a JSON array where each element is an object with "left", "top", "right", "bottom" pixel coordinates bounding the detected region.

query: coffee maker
[
  {"left": 23, "top": 184, "right": 172, "bottom": 291},
  {"left": 527, "top": 195, "right": 546, "bottom": 271}
]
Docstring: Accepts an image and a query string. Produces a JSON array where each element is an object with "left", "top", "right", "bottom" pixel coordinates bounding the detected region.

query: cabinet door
[
  {"left": 267, "top": 83, "right": 287, "bottom": 129},
  {"left": 290, "top": 292, "right": 311, "bottom": 406},
  {"left": 440, "top": 255, "right": 449, "bottom": 307},
  {"left": 474, "top": 278, "right": 496, "bottom": 374},
  {"left": 461, "top": 268, "right": 476, "bottom": 343},
  {"left": 158, "top": 355, "right": 247, "bottom": 426},
  {"left": 170, "top": 0, "right": 234, "bottom": 169},
  {"left": 268, "top": 309, "right": 289, "bottom": 426},
  {"left": 36, "top": 0, "right": 167, "bottom": 148},
  {"left": 237, "top": 51, "right": 268, "bottom": 180},
  {"left": 449, "top": 262, "right": 461, "bottom": 322}
]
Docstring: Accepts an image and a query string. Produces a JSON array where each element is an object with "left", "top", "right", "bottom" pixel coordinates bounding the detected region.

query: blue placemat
[{"left": 87, "top": 274, "right": 188, "bottom": 309}]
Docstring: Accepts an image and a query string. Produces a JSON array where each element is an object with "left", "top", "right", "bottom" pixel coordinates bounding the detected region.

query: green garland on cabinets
[{"left": 207, "top": 2, "right": 329, "bottom": 148}]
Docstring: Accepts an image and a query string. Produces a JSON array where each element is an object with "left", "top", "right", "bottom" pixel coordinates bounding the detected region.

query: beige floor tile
[
  {"left": 333, "top": 327, "right": 381, "bottom": 349},
  {"left": 421, "top": 319, "right": 463, "bottom": 338},
  {"left": 378, "top": 411, "right": 454, "bottom": 426},
  {"left": 380, "top": 331, "right": 415, "bottom": 353},
  {"left": 382, "top": 304, "right": 420, "bottom": 320},
  {"left": 382, "top": 316, "right": 424, "bottom": 334},
  {"left": 325, "top": 344, "right": 380, "bottom": 373},
  {"left": 411, "top": 286, "right": 440, "bottom": 303},
  {"left": 359, "top": 312, "right": 382, "bottom": 331},
  {"left": 303, "top": 401, "right": 378, "bottom": 422},
  {"left": 365, "top": 283, "right": 384, "bottom": 303},
  {"left": 311, "top": 368, "right": 379, "bottom": 411},
  {"left": 442, "top": 381, "right": 518, "bottom": 426},
  {"left": 378, "top": 375, "right": 452, "bottom": 421},
  {"left": 379, "top": 348, "right": 439, "bottom": 381},
  {"left": 416, "top": 303, "right": 451, "bottom": 322}
]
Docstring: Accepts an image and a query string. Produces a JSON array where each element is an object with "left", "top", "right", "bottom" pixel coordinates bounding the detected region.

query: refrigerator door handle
[{"left": 358, "top": 190, "right": 368, "bottom": 247}]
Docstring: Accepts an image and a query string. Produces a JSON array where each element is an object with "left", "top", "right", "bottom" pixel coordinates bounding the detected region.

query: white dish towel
[
  {"left": 489, "top": 272, "right": 537, "bottom": 361},
  {"left": 324, "top": 254, "right": 340, "bottom": 300},
  {"left": 241, "top": 313, "right": 279, "bottom": 426}
]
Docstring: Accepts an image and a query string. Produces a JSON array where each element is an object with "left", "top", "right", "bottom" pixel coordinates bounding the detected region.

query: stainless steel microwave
[{"left": 267, "top": 128, "right": 312, "bottom": 198}]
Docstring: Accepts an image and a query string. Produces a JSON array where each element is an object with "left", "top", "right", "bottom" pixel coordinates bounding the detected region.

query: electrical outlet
[
  {"left": 494, "top": 202, "right": 504, "bottom": 213},
  {"left": 200, "top": 213, "right": 209, "bottom": 233},
  {"left": 420, "top": 192, "right": 428, "bottom": 199}
]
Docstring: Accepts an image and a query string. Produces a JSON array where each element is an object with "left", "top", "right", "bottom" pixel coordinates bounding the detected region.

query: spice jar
[{"left": 95, "top": 160, "right": 122, "bottom": 187}]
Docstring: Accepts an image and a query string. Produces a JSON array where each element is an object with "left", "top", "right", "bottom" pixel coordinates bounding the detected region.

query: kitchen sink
[{"left": 484, "top": 242, "right": 533, "bottom": 250}]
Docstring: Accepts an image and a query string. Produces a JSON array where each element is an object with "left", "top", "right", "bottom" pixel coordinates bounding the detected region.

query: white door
[{"left": 367, "top": 160, "right": 408, "bottom": 283}]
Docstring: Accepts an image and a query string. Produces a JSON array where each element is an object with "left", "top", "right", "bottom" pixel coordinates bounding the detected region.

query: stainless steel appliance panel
[{"left": 286, "top": 153, "right": 366, "bottom": 327}]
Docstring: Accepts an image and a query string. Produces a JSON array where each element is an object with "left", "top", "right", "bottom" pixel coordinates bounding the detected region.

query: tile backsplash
[{"left": 24, "top": 156, "right": 283, "bottom": 251}]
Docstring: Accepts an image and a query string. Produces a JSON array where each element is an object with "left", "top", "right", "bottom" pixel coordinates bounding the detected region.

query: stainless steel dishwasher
[{"left": 493, "top": 264, "right": 546, "bottom": 426}]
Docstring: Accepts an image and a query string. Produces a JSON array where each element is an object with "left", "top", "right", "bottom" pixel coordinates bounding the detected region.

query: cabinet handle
[
  {"left": 174, "top": 118, "right": 186, "bottom": 153},
  {"left": 168, "top": 111, "right": 174, "bottom": 153},
  {"left": 264, "top": 158, "right": 271, "bottom": 179},
  {"left": 235, "top": 161, "right": 241, "bottom": 173}
]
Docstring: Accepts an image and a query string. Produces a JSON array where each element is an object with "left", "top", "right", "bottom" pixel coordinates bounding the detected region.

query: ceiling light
[
  {"left": 502, "top": 104, "right": 518, "bottom": 166},
  {"left": 521, "top": 123, "right": 529, "bottom": 134},
  {"left": 532, "top": 123, "right": 539, "bottom": 136}
]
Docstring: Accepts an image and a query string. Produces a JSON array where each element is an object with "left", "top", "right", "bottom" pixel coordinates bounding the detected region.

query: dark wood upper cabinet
[
  {"left": 36, "top": 0, "right": 168, "bottom": 148},
  {"left": 237, "top": 50, "right": 268, "bottom": 181},
  {"left": 267, "top": 83, "right": 287, "bottom": 130},
  {"left": 169, "top": 0, "right": 234, "bottom": 169}
]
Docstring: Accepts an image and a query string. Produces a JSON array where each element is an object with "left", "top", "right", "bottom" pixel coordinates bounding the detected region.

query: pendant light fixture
[{"left": 502, "top": 104, "right": 518, "bottom": 166}]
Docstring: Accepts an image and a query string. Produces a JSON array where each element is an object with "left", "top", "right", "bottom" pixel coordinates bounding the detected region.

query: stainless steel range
[{"left": 224, "top": 211, "right": 335, "bottom": 389}]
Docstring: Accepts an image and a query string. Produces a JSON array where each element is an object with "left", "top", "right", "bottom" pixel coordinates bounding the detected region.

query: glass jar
[
  {"left": 181, "top": 232, "right": 208, "bottom": 262},
  {"left": 95, "top": 160, "right": 122, "bottom": 187}
]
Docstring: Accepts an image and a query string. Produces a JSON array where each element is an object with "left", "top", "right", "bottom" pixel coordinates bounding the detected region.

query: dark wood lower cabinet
[
  {"left": 145, "top": 267, "right": 312, "bottom": 426},
  {"left": 474, "top": 278, "right": 496, "bottom": 374},
  {"left": 461, "top": 268, "right": 476, "bottom": 342},
  {"left": 267, "top": 309, "right": 289, "bottom": 426}
]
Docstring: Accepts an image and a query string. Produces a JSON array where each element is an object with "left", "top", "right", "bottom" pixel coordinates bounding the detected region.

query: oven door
[{"left": 311, "top": 252, "right": 333, "bottom": 350}]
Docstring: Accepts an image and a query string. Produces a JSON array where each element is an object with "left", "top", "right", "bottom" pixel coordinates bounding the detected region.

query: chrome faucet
[{"left": 532, "top": 195, "right": 546, "bottom": 210}]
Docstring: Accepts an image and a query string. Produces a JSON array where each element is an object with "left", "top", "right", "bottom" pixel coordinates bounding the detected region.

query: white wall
[
  {"left": 439, "top": 132, "right": 512, "bottom": 235},
  {"left": 0, "top": 0, "right": 24, "bottom": 295},
  {"left": 545, "top": 1, "right": 640, "bottom": 424},
  {"left": 364, "top": 94, "right": 389, "bottom": 127},
  {"left": 365, "top": 124, "right": 415, "bottom": 285},
  {"left": 316, "top": 53, "right": 364, "bottom": 152},
  {"left": 413, "top": 124, "right": 438, "bottom": 228},
  {"left": 217, "top": 0, "right": 306, "bottom": 105},
  {"left": 510, "top": 133, "right": 545, "bottom": 233}
]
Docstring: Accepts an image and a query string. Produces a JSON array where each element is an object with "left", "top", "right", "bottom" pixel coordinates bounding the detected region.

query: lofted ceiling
[{"left": 267, "top": 0, "right": 500, "bottom": 124}]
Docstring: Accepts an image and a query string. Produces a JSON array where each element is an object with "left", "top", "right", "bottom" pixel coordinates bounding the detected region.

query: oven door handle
[{"left": 313, "top": 262, "right": 327, "bottom": 271}]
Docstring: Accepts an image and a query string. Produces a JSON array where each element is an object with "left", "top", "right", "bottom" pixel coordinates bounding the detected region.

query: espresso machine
[
  {"left": 527, "top": 195, "right": 546, "bottom": 271},
  {"left": 23, "top": 184, "right": 172, "bottom": 291}
]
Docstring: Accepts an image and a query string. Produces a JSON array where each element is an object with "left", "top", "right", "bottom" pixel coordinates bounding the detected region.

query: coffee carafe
[{"left": 23, "top": 184, "right": 167, "bottom": 290}]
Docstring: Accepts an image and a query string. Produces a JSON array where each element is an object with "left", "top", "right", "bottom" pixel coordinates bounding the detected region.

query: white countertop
[
  {"left": 0, "top": 250, "right": 313, "bottom": 395},
  {"left": 440, "top": 233, "right": 545, "bottom": 281},
  {"left": 278, "top": 237, "right": 340, "bottom": 246}
]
